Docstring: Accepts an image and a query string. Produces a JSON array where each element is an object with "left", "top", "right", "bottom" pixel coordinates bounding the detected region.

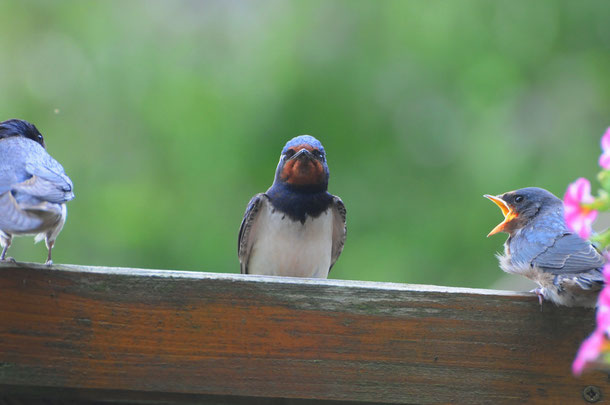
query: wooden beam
[{"left": 0, "top": 262, "right": 607, "bottom": 404}]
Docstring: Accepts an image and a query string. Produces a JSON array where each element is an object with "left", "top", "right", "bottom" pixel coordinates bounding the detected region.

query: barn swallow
[
  {"left": 485, "top": 187, "right": 604, "bottom": 307},
  {"left": 238, "top": 135, "right": 346, "bottom": 277},
  {"left": 0, "top": 119, "right": 74, "bottom": 264}
]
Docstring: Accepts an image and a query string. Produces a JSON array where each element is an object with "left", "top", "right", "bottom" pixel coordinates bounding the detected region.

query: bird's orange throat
[
  {"left": 484, "top": 194, "right": 519, "bottom": 236},
  {"left": 281, "top": 159, "right": 325, "bottom": 186}
]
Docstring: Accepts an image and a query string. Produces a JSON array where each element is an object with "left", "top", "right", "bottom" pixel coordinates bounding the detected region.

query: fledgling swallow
[
  {"left": 238, "top": 135, "right": 346, "bottom": 277},
  {"left": 485, "top": 187, "right": 604, "bottom": 307},
  {"left": 0, "top": 119, "right": 74, "bottom": 264}
]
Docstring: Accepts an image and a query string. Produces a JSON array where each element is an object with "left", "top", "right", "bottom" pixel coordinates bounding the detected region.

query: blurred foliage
[{"left": 0, "top": 0, "right": 609, "bottom": 288}]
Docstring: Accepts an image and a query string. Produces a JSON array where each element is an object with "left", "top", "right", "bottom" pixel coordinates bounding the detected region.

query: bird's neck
[
  {"left": 266, "top": 182, "right": 334, "bottom": 224},
  {"left": 530, "top": 204, "right": 569, "bottom": 230}
]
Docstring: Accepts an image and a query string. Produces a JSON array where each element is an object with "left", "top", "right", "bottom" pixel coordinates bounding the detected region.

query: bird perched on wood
[
  {"left": 485, "top": 187, "right": 604, "bottom": 307},
  {"left": 0, "top": 119, "right": 74, "bottom": 264},
  {"left": 238, "top": 135, "right": 346, "bottom": 277}
]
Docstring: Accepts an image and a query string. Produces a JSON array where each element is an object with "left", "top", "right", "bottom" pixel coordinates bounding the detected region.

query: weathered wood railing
[{"left": 0, "top": 262, "right": 608, "bottom": 404}]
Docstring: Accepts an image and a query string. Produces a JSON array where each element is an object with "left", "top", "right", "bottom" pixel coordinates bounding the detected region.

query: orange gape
[{"left": 485, "top": 194, "right": 519, "bottom": 236}]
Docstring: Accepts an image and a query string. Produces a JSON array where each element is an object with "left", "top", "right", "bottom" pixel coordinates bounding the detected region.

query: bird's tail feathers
[
  {"left": 573, "top": 269, "right": 604, "bottom": 290},
  {"left": 34, "top": 232, "right": 45, "bottom": 244}
]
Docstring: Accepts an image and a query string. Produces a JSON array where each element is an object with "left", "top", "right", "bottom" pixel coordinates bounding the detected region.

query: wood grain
[{"left": 0, "top": 262, "right": 608, "bottom": 404}]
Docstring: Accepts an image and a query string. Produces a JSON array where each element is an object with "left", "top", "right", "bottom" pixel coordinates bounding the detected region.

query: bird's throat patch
[{"left": 281, "top": 159, "right": 324, "bottom": 185}]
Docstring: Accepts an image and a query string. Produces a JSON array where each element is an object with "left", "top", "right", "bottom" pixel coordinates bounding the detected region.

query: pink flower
[
  {"left": 598, "top": 286, "right": 610, "bottom": 310},
  {"left": 599, "top": 127, "right": 610, "bottom": 169},
  {"left": 573, "top": 330, "right": 604, "bottom": 376},
  {"left": 596, "top": 263, "right": 610, "bottom": 333},
  {"left": 564, "top": 178, "right": 597, "bottom": 239},
  {"left": 597, "top": 290, "right": 610, "bottom": 332}
]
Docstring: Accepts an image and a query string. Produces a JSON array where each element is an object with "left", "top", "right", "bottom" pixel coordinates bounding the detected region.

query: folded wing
[
  {"left": 238, "top": 193, "right": 268, "bottom": 274},
  {"left": 0, "top": 137, "right": 73, "bottom": 233},
  {"left": 533, "top": 233, "right": 605, "bottom": 274},
  {"left": 330, "top": 196, "right": 347, "bottom": 271}
]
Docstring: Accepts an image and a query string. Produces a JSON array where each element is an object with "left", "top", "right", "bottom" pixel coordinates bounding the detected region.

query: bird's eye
[
  {"left": 312, "top": 149, "right": 324, "bottom": 159},
  {"left": 514, "top": 195, "right": 524, "bottom": 203},
  {"left": 285, "top": 148, "right": 296, "bottom": 158}
]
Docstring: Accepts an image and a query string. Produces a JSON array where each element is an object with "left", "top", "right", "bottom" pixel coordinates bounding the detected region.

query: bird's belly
[
  {"left": 248, "top": 207, "right": 333, "bottom": 278},
  {"left": 498, "top": 252, "right": 601, "bottom": 308},
  {"left": 0, "top": 192, "right": 65, "bottom": 235}
]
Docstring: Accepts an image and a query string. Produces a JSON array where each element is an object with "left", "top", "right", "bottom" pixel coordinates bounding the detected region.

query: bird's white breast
[{"left": 247, "top": 202, "right": 333, "bottom": 278}]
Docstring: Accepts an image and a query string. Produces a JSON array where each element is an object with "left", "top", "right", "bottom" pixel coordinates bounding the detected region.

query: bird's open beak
[
  {"left": 288, "top": 148, "right": 314, "bottom": 161},
  {"left": 484, "top": 194, "right": 518, "bottom": 237}
]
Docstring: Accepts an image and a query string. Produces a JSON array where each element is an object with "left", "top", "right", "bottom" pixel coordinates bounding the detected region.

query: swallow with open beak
[
  {"left": 485, "top": 187, "right": 604, "bottom": 307},
  {"left": 0, "top": 119, "right": 74, "bottom": 264},
  {"left": 238, "top": 135, "right": 346, "bottom": 277}
]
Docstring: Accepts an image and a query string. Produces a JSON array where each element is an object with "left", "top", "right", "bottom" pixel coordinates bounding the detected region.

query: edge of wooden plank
[{"left": 0, "top": 261, "right": 531, "bottom": 298}]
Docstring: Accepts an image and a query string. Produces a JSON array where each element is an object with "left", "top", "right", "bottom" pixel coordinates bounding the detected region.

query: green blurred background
[{"left": 0, "top": 0, "right": 608, "bottom": 289}]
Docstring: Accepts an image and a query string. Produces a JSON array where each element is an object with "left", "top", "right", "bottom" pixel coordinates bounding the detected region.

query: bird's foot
[
  {"left": 530, "top": 288, "right": 546, "bottom": 311},
  {"left": 1, "top": 256, "right": 17, "bottom": 263},
  {"left": 45, "top": 259, "right": 53, "bottom": 266}
]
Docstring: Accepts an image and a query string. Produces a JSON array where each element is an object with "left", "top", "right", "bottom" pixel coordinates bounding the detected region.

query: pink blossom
[
  {"left": 598, "top": 287, "right": 610, "bottom": 311},
  {"left": 564, "top": 178, "right": 597, "bottom": 239},
  {"left": 596, "top": 263, "right": 610, "bottom": 334},
  {"left": 573, "top": 330, "right": 604, "bottom": 376},
  {"left": 573, "top": 275, "right": 610, "bottom": 375},
  {"left": 599, "top": 128, "right": 610, "bottom": 169},
  {"left": 597, "top": 290, "right": 610, "bottom": 332}
]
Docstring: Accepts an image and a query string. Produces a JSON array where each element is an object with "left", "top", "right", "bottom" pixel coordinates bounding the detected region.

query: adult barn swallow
[
  {"left": 238, "top": 135, "right": 346, "bottom": 277},
  {"left": 485, "top": 187, "right": 604, "bottom": 307},
  {"left": 0, "top": 119, "right": 74, "bottom": 264}
]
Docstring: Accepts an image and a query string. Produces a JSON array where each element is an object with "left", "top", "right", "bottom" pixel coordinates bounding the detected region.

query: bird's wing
[
  {"left": 18, "top": 160, "right": 74, "bottom": 204},
  {"left": 0, "top": 143, "right": 73, "bottom": 204},
  {"left": 329, "top": 196, "right": 347, "bottom": 271},
  {"left": 12, "top": 174, "right": 72, "bottom": 205},
  {"left": 532, "top": 232, "right": 605, "bottom": 275},
  {"left": 0, "top": 137, "right": 72, "bottom": 199},
  {"left": 238, "top": 193, "right": 268, "bottom": 274}
]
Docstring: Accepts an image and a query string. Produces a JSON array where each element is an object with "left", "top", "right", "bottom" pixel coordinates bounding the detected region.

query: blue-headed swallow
[
  {"left": 485, "top": 187, "right": 604, "bottom": 307},
  {"left": 238, "top": 135, "right": 346, "bottom": 278},
  {"left": 0, "top": 119, "right": 74, "bottom": 264}
]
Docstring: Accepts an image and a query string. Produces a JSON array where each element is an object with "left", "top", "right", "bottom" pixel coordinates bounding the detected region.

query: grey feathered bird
[
  {"left": 238, "top": 135, "right": 346, "bottom": 277},
  {"left": 0, "top": 119, "right": 74, "bottom": 264},
  {"left": 485, "top": 187, "right": 604, "bottom": 307}
]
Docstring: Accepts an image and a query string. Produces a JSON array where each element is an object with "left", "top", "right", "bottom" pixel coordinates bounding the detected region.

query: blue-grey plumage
[
  {"left": 238, "top": 135, "right": 346, "bottom": 277},
  {"left": 0, "top": 119, "right": 74, "bottom": 264},
  {"left": 485, "top": 187, "right": 605, "bottom": 307}
]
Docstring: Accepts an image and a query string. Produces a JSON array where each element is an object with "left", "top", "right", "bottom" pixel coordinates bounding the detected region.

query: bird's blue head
[
  {"left": 274, "top": 135, "right": 329, "bottom": 192},
  {"left": 0, "top": 119, "right": 45, "bottom": 148},
  {"left": 484, "top": 187, "right": 563, "bottom": 236}
]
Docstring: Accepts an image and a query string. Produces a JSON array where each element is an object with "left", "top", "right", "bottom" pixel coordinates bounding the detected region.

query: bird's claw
[
  {"left": 1, "top": 256, "right": 17, "bottom": 263},
  {"left": 530, "top": 288, "right": 545, "bottom": 311},
  {"left": 45, "top": 259, "right": 53, "bottom": 266}
]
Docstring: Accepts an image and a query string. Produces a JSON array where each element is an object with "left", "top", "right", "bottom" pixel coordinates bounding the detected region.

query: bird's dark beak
[
  {"left": 288, "top": 148, "right": 314, "bottom": 161},
  {"left": 484, "top": 194, "right": 518, "bottom": 237}
]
